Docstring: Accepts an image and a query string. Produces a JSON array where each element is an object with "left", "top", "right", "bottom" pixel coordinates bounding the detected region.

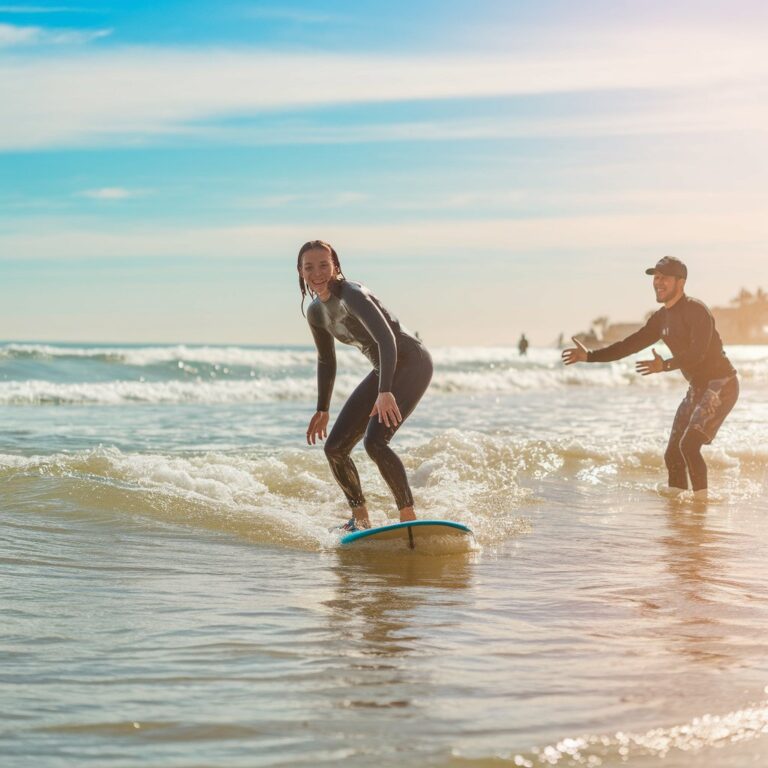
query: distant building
[
  {"left": 573, "top": 316, "right": 642, "bottom": 349},
  {"left": 600, "top": 322, "right": 643, "bottom": 345},
  {"left": 573, "top": 287, "right": 768, "bottom": 348},
  {"left": 711, "top": 288, "right": 768, "bottom": 344}
]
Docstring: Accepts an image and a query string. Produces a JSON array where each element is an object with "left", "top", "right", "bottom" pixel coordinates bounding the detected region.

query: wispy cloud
[
  {"left": 184, "top": 92, "right": 768, "bottom": 148},
  {"left": 80, "top": 187, "right": 143, "bottom": 200},
  {"left": 2, "top": 210, "right": 766, "bottom": 261},
  {"left": 238, "top": 192, "right": 369, "bottom": 209},
  {"left": 0, "top": 5, "right": 83, "bottom": 12},
  {"left": 242, "top": 7, "right": 343, "bottom": 24},
  {"left": 0, "top": 24, "right": 766, "bottom": 149},
  {"left": 0, "top": 21, "right": 110, "bottom": 47},
  {"left": 0, "top": 20, "right": 35, "bottom": 44}
]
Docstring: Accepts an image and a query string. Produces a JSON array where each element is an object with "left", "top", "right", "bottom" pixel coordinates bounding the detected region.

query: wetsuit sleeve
[
  {"left": 341, "top": 284, "right": 398, "bottom": 391},
  {"left": 587, "top": 313, "right": 661, "bottom": 363},
  {"left": 309, "top": 322, "right": 336, "bottom": 411},
  {"left": 669, "top": 302, "right": 714, "bottom": 372}
]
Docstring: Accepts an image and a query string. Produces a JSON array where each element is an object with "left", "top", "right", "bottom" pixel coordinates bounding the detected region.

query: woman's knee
[
  {"left": 324, "top": 437, "right": 348, "bottom": 463},
  {"left": 363, "top": 431, "right": 388, "bottom": 461}
]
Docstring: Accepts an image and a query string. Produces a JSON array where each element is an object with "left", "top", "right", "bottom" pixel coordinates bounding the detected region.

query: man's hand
[
  {"left": 635, "top": 348, "right": 664, "bottom": 376},
  {"left": 562, "top": 336, "right": 589, "bottom": 365},
  {"left": 369, "top": 392, "right": 402, "bottom": 428},
  {"left": 306, "top": 411, "right": 329, "bottom": 445}
]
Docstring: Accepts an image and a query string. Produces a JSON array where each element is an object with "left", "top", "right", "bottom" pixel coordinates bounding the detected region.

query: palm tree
[
  {"left": 731, "top": 288, "right": 754, "bottom": 308},
  {"left": 729, "top": 287, "right": 768, "bottom": 340},
  {"left": 754, "top": 288, "right": 768, "bottom": 328}
]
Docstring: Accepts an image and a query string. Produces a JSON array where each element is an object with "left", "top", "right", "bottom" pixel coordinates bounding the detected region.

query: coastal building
[{"left": 573, "top": 288, "right": 768, "bottom": 348}]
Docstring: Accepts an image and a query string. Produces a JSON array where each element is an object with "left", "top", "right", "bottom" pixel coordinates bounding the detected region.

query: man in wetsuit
[{"left": 562, "top": 256, "right": 738, "bottom": 499}]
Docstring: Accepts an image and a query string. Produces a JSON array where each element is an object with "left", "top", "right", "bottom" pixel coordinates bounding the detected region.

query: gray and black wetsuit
[
  {"left": 307, "top": 278, "right": 432, "bottom": 510},
  {"left": 588, "top": 295, "right": 738, "bottom": 491}
]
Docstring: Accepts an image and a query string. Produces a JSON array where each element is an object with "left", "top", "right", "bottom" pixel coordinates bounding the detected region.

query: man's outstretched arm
[{"left": 562, "top": 313, "right": 662, "bottom": 365}]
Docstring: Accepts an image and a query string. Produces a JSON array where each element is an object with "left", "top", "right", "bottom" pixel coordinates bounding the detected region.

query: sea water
[{"left": 1, "top": 342, "right": 767, "bottom": 767}]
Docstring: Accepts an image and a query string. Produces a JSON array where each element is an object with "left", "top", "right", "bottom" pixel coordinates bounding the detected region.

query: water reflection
[
  {"left": 325, "top": 551, "right": 474, "bottom": 650},
  {"left": 659, "top": 501, "right": 743, "bottom": 666},
  {"left": 320, "top": 552, "right": 475, "bottom": 712},
  {"left": 663, "top": 504, "right": 723, "bottom": 599},
  {"left": 335, "top": 548, "right": 476, "bottom": 588}
]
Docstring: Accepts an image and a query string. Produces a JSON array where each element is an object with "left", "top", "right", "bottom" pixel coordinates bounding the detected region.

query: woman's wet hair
[{"left": 297, "top": 240, "right": 345, "bottom": 316}]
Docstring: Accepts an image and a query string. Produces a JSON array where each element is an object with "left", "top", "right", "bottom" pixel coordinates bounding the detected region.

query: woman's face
[{"left": 300, "top": 246, "right": 337, "bottom": 300}]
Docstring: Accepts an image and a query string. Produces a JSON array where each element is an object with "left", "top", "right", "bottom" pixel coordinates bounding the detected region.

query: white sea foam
[
  {"left": 0, "top": 433, "right": 534, "bottom": 547},
  {"left": 506, "top": 698, "right": 768, "bottom": 766},
  {"left": 431, "top": 362, "right": 656, "bottom": 392},
  {"left": 0, "top": 365, "right": 677, "bottom": 404},
  {"left": 1, "top": 429, "right": 762, "bottom": 553},
  {"left": 0, "top": 342, "right": 355, "bottom": 369},
  {"left": 3, "top": 342, "right": 766, "bottom": 378},
  {"left": 0, "top": 376, "right": 347, "bottom": 405}
]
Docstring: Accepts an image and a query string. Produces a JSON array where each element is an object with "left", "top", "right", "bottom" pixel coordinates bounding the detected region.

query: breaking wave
[{"left": 2, "top": 429, "right": 764, "bottom": 552}]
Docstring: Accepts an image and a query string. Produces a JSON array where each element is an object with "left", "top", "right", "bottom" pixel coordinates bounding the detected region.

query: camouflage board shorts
[{"left": 671, "top": 374, "right": 739, "bottom": 445}]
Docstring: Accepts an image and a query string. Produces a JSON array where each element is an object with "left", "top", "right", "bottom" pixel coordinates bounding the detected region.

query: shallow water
[{"left": 2, "top": 343, "right": 767, "bottom": 766}]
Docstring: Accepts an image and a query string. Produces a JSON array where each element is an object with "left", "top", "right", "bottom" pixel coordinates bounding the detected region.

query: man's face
[{"left": 653, "top": 271, "right": 684, "bottom": 303}]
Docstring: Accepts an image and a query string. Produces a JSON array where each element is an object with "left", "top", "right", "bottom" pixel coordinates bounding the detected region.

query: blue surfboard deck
[{"left": 340, "top": 520, "right": 473, "bottom": 551}]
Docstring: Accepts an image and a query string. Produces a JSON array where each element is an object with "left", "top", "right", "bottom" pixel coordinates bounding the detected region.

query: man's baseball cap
[{"left": 645, "top": 256, "right": 687, "bottom": 279}]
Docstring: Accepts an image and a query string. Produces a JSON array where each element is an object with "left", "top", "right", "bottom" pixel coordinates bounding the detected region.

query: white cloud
[
  {"left": 0, "top": 25, "right": 766, "bottom": 149},
  {"left": 0, "top": 21, "right": 37, "bottom": 44},
  {"left": 0, "top": 5, "right": 83, "bottom": 12},
  {"left": 2, "top": 211, "right": 766, "bottom": 261},
  {"left": 184, "top": 91, "right": 768, "bottom": 147},
  {"left": 238, "top": 191, "right": 369, "bottom": 209},
  {"left": 243, "top": 8, "right": 343, "bottom": 24},
  {"left": 44, "top": 26, "right": 110, "bottom": 44},
  {"left": 79, "top": 187, "right": 142, "bottom": 200},
  {"left": 355, "top": 188, "right": 761, "bottom": 215},
  {"left": 0, "top": 21, "right": 110, "bottom": 47}
]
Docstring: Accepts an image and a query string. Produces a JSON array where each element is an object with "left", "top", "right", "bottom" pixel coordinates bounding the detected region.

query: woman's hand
[
  {"left": 369, "top": 392, "right": 402, "bottom": 428},
  {"left": 306, "top": 411, "right": 329, "bottom": 445}
]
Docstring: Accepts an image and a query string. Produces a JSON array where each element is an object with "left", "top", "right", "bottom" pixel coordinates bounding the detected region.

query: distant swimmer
[
  {"left": 562, "top": 257, "right": 738, "bottom": 500},
  {"left": 298, "top": 240, "right": 433, "bottom": 531},
  {"left": 518, "top": 333, "right": 529, "bottom": 356}
]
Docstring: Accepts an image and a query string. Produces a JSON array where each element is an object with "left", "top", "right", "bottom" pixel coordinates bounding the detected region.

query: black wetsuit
[
  {"left": 587, "top": 295, "right": 738, "bottom": 491},
  {"left": 307, "top": 279, "right": 432, "bottom": 510}
]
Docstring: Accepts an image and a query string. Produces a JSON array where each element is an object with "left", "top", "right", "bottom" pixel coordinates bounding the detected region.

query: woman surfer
[{"left": 298, "top": 240, "right": 433, "bottom": 531}]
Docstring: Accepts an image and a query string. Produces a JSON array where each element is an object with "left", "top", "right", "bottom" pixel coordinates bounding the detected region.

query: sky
[{"left": 1, "top": 0, "right": 767, "bottom": 346}]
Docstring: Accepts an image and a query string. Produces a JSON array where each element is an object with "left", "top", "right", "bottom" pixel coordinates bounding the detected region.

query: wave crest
[{"left": 2, "top": 430, "right": 763, "bottom": 551}]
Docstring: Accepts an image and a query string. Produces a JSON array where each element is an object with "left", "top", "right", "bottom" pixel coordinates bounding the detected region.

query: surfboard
[{"left": 339, "top": 520, "right": 474, "bottom": 551}]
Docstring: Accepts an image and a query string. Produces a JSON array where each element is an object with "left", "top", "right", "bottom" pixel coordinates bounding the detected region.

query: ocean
[{"left": 2, "top": 341, "right": 767, "bottom": 767}]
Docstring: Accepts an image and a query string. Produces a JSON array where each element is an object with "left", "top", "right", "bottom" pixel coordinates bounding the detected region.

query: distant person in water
[
  {"left": 518, "top": 333, "right": 529, "bottom": 356},
  {"left": 298, "top": 240, "right": 433, "bottom": 531},
  {"left": 562, "top": 257, "right": 738, "bottom": 500}
]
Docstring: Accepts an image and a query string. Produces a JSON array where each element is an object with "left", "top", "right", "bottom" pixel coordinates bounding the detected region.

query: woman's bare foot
[
  {"left": 352, "top": 505, "right": 371, "bottom": 529},
  {"left": 399, "top": 506, "right": 416, "bottom": 522}
]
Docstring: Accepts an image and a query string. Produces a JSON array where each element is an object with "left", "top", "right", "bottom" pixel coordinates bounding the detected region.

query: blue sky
[{"left": 1, "top": 1, "right": 767, "bottom": 344}]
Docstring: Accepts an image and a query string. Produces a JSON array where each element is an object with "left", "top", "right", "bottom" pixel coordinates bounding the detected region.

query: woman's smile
[{"left": 300, "top": 246, "right": 338, "bottom": 300}]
